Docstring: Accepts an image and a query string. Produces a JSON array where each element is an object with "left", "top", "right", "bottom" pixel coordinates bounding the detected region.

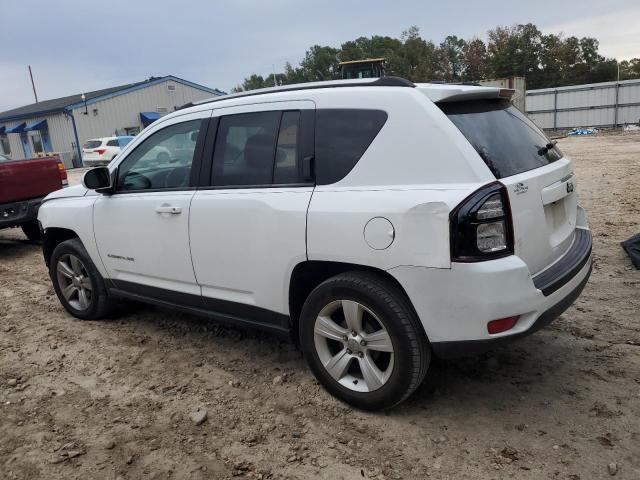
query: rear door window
[
  {"left": 106, "top": 139, "right": 119, "bottom": 147},
  {"left": 211, "top": 110, "right": 304, "bottom": 187},
  {"left": 315, "top": 109, "right": 388, "bottom": 185},
  {"left": 439, "top": 99, "right": 562, "bottom": 178},
  {"left": 212, "top": 111, "right": 280, "bottom": 187}
]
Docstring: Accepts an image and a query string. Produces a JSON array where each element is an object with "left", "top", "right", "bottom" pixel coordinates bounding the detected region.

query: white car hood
[{"left": 44, "top": 184, "right": 89, "bottom": 201}]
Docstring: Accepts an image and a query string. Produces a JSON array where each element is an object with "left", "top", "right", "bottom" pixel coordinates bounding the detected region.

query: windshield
[{"left": 439, "top": 99, "right": 562, "bottom": 178}]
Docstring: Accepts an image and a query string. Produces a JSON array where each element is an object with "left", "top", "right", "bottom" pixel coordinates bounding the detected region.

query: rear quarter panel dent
[{"left": 307, "top": 188, "right": 478, "bottom": 270}]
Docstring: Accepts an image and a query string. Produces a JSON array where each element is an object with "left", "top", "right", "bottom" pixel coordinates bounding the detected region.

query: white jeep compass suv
[{"left": 38, "top": 77, "right": 592, "bottom": 410}]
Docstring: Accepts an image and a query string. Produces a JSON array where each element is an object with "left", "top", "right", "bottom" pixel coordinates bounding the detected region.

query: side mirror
[{"left": 82, "top": 166, "right": 113, "bottom": 193}]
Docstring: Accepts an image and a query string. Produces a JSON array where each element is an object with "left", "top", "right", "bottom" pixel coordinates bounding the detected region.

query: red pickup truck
[{"left": 0, "top": 153, "right": 68, "bottom": 240}]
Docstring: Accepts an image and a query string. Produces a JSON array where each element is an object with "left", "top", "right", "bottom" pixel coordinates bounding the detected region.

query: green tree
[
  {"left": 488, "top": 23, "right": 543, "bottom": 87},
  {"left": 437, "top": 35, "right": 466, "bottom": 81},
  {"left": 298, "top": 45, "right": 340, "bottom": 81},
  {"left": 401, "top": 26, "right": 437, "bottom": 81},
  {"left": 620, "top": 58, "right": 640, "bottom": 80},
  {"left": 232, "top": 74, "right": 267, "bottom": 92},
  {"left": 461, "top": 38, "right": 489, "bottom": 81},
  {"left": 236, "top": 23, "right": 626, "bottom": 91}
]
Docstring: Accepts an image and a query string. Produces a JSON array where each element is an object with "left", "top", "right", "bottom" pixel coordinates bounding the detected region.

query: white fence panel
[{"left": 526, "top": 79, "right": 640, "bottom": 129}]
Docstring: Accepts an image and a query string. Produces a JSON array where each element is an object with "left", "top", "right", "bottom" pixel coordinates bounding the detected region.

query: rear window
[
  {"left": 439, "top": 99, "right": 562, "bottom": 178},
  {"left": 83, "top": 140, "right": 102, "bottom": 149},
  {"left": 315, "top": 109, "right": 388, "bottom": 185}
]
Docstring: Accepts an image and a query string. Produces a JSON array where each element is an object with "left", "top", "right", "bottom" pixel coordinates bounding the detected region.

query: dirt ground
[{"left": 1, "top": 133, "right": 639, "bottom": 480}]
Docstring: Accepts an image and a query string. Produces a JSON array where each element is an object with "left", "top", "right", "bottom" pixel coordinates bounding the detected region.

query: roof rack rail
[
  {"left": 425, "top": 80, "right": 483, "bottom": 87},
  {"left": 178, "top": 76, "right": 414, "bottom": 110}
]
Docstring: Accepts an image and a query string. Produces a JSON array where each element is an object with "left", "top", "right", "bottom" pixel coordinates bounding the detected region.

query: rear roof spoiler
[{"left": 416, "top": 83, "right": 516, "bottom": 103}]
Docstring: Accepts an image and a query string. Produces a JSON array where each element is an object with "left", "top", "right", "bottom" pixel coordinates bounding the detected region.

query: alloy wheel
[
  {"left": 313, "top": 300, "right": 394, "bottom": 392},
  {"left": 56, "top": 254, "right": 93, "bottom": 311}
]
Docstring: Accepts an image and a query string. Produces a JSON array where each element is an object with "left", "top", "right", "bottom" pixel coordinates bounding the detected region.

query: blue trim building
[{"left": 0, "top": 75, "right": 225, "bottom": 166}]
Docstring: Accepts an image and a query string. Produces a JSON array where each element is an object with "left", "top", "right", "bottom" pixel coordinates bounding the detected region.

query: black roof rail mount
[
  {"left": 178, "top": 76, "right": 415, "bottom": 110},
  {"left": 371, "top": 76, "right": 415, "bottom": 87}
]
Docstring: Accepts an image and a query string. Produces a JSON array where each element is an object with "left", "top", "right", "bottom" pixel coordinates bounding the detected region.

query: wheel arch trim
[{"left": 287, "top": 260, "right": 428, "bottom": 340}]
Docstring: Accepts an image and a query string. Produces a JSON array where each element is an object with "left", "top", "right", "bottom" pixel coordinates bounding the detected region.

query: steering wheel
[
  {"left": 122, "top": 170, "right": 152, "bottom": 190},
  {"left": 165, "top": 166, "right": 190, "bottom": 188}
]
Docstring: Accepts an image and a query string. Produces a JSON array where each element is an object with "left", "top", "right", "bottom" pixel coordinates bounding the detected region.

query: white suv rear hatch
[{"left": 438, "top": 96, "right": 578, "bottom": 275}]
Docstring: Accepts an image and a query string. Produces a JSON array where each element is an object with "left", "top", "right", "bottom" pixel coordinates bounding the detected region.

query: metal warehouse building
[
  {"left": 526, "top": 79, "right": 640, "bottom": 130},
  {"left": 0, "top": 75, "right": 224, "bottom": 167}
]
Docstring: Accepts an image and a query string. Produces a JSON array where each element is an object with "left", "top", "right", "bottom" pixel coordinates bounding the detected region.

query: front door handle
[{"left": 155, "top": 205, "right": 182, "bottom": 214}]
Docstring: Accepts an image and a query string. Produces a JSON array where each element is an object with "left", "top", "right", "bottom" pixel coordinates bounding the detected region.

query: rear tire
[
  {"left": 299, "top": 271, "right": 430, "bottom": 410},
  {"left": 21, "top": 220, "right": 41, "bottom": 242},
  {"left": 49, "top": 238, "right": 114, "bottom": 320}
]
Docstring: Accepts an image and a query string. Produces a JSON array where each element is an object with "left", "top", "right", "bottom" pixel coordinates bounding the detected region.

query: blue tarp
[
  {"left": 568, "top": 127, "right": 599, "bottom": 136},
  {"left": 7, "top": 122, "right": 26, "bottom": 133},
  {"left": 24, "top": 119, "right": 48, "bottom": 131},
  {"left": 140, "top": 111, "right": 161, "bottom": 126}
]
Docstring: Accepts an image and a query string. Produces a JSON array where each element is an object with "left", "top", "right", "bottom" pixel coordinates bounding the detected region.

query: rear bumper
[
  {"left": 388, "top": 227, "right": 593, "bottom": 358},
  {"left": 532, "top": 228, "right": 592, "bottom": 296},
  {"left": 431, "top": 261, "right": 591, "bottom": 358},
  {"left": 0, "top": 197, "right": 43, "bottom": 229}
]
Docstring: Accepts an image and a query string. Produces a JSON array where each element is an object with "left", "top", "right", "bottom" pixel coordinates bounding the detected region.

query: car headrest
[{"left": 244, "top": 134, "right": 272, "bottom": 168}]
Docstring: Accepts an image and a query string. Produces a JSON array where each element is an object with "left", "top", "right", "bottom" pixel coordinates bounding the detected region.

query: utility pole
[{"left": 28, "top": 65, "right": 38, "bottom": 103}]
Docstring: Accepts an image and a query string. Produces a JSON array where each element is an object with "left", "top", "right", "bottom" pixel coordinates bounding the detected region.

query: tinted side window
[
  {"left": 274, "top": 111, "right": 300, "bottom": 184},
  {"left": 106, "top": 139, "right": 119, "bottom": 147},
  {"left": 315, "top": 109, "right": 388, "bottom": 185},
  {"left": 117, "top": 120, "right": 201, "bottom": 192},
  {"left": 212, "top": 111, "right": 304, "bottom": 187}
]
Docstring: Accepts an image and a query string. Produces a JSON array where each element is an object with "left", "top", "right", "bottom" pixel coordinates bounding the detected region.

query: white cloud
[{"left": 542, "top": 7, "right": 640, "bottom": 60}]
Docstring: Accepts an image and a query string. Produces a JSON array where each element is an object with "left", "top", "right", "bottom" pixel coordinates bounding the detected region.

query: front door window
[{"left": 116, "top": 120, "right": 201, "bottom": 191}]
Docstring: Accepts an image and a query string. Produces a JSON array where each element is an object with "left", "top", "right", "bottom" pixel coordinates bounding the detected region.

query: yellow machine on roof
[{"left": 339, "top": 58, "right": 386, "bottom": 79}]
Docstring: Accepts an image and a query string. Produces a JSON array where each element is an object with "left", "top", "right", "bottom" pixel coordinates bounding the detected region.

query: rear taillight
[
  {"left": 95, "top": 148, "right": 107, "bottom": 155},
  {"left": 450, "top": 182, "right": 513, "bottom": 262},
  {"left": 57, "top": 160, "right": 69, "bottom": 187}
]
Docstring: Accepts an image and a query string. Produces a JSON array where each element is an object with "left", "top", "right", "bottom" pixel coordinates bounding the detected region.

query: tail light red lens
[
  {"left": 56, "top": 160, "right": 68, "bottom": 186},
  {"left": 95, "top": 148, "right": 107, "bottom": 155},
  {"left": 487, "top": 316, "right": 519, "bottom": 334}
]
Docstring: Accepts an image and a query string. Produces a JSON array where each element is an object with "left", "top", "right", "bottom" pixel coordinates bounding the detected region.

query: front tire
[
  {"left": 49, "top": 238, "right": 113, "bottom": 320},
  {"left": 299, "top": 272, "right": 430, "bottom": 410}
]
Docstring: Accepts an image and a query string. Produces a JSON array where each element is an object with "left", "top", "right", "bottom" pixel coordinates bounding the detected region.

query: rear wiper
[{"left": 538, "top": 140, "right": 557, "bottom": 156}]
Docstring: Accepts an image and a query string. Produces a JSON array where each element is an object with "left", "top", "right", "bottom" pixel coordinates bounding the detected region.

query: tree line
[{"left": 234, "top": 24, "right": 640, "bottom": 92}]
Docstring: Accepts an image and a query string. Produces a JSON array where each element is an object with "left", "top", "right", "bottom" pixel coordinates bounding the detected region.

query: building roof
[{"left": 0, "top": 75, "right": 225, "bottom": 122}]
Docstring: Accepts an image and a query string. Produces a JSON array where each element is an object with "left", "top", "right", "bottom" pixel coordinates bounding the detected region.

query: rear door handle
[{"left": 155, "top": 205, "right": 182, "bottom": 214}]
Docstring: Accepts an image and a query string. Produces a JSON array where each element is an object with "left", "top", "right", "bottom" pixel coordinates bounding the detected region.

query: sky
[{"left": 1, "top": 0, "right": 639, "bottom": 111}]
